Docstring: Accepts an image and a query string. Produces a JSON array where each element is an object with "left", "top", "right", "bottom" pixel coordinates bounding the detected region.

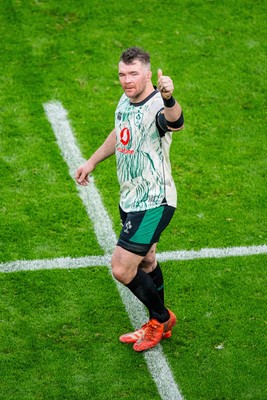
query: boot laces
[{"left": 145, "top": 321, "right": 161, "bottom": 340}]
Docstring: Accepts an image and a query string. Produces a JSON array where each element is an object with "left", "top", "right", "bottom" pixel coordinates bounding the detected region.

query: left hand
[{"left": 157, "top": 69, "right": 174, "bottom": 99}]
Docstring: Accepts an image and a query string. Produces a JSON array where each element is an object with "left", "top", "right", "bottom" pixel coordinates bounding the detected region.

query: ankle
[{"left": 150, "top": 308, "right": 169, "bottom": 323}]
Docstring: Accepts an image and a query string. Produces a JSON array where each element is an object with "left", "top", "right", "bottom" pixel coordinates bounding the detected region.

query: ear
[{"left": 146, "top": 70, "right": 152, "bottom": 81}]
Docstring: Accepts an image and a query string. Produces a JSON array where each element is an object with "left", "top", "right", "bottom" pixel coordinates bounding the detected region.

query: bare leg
[{"left": 111, "top": 245, "right": 143, "bottom": 285}]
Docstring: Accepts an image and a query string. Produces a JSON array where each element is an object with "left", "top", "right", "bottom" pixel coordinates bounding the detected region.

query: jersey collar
[{"left": 129, "top": 87, "right": 159, "bottom": 107}]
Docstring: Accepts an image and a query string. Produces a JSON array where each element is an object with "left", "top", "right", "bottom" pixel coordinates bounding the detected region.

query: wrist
[
  {"left": 85, "top": 159, "right": 96, "bottom": 172},
  {"left": 163, "top": 96, "right": 176, "bottom": 108}
]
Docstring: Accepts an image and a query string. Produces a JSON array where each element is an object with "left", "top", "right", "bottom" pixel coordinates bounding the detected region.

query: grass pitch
[{"left": 1, "top": 0, "right": 266, "bottom": 399}]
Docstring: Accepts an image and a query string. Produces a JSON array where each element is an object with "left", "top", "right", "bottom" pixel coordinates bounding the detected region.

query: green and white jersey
[{"left": 115, "top": 89, "right": 177, "bottom": 212}]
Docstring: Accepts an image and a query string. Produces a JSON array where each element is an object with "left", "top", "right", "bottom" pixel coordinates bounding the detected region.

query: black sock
[
  {"left": 149, "top": 262, "right": 164, "bottom": 304},
  {"left": 126, "top": 269, "right": 169, "bottom": 323}
]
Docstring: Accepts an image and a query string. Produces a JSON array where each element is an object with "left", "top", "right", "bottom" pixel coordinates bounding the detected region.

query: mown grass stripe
[
  {"left": 43, "top": 100, "right": 184, "bottom": 400},
  {"left": 1, "top": 244, "right": 266, "bottom": 273}
]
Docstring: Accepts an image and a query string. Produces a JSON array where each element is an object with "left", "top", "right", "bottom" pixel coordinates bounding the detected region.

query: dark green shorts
[{"left": 117, "top": 205, "right": 176, "bottom": 256}]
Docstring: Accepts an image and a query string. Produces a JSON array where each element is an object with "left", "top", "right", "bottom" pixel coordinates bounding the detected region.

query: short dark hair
[{"left": 120, "top": 47, "right": 150, "bottom": 66}]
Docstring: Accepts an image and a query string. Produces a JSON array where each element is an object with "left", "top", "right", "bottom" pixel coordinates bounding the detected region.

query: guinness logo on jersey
[{"left": 120, "top": 127, "right": 130, "bottom": 146}]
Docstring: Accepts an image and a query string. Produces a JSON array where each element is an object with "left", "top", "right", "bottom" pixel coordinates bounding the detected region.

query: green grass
[
  {"left": 164, "top": 255, "right": 266, "bottom": 399},
  {"left": 0, "top": 268, "right": 160, "bottom": 400},
  {"left": 0, "top": 0, "right": 266, "bottom": 399}
]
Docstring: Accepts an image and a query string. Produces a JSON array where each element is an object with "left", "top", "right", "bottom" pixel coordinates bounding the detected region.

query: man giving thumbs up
[{"left": 76, "top": 47, "right": 184, "bottom": 352}]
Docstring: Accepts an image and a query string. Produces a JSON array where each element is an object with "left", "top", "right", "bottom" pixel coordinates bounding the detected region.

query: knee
[
  {"left": 111, "top": 246, "right": 141, "bottom": 285},
  {"left": 111, "top": 257, "right": 130, "bottom": 285},
  {"left": 111, "top": 262, "right": 124, "bottom": 283}
]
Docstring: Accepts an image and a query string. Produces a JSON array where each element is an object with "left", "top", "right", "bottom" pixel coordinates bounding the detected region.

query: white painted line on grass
[
  {"left": 1, "top": 244, "right": 266, "bottom": 273},
  {"left": 43, "top": 100, "right": 184, "bottom": 400},
  {"left": 0, "top": 255, "right": 110, "bottom": 273},
  {"left": 157, "top": 244, "right": 267, "bottom": 262}
]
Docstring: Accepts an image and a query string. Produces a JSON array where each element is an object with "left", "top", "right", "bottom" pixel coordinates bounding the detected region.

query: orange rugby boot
[
  {"left": 133, "top": 309, "right": 177, "bottom": 352},
  {"left": 119, "top": 322, "right": 172, "bottom": 344}
]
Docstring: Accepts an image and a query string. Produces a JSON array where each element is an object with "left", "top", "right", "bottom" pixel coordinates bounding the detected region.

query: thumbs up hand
[{"left": 157, "top": 69, "right": 174, "bottom": 99}]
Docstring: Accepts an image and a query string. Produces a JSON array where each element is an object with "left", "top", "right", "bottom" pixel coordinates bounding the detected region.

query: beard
[{"left": 124, "top": 83, "right": 147, "bottom": 102}]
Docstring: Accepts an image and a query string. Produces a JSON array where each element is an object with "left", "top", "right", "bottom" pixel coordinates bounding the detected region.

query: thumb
[
  {"left": 157, "top": 68, "right": 163, "bottom": 78},
  {"left": 76, "top": 167, "right": 85, "bottom": 182},
  {"left": 78, "top": 171, "right": 86, "bottom": 182}
]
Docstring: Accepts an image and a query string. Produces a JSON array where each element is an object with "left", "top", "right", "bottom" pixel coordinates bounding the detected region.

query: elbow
[
  {"left": 168, "top": 123, "right": 184, "bottom": 132},
  {"left": 165, "top": 111, "right": 184, "bottom": 131}
]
